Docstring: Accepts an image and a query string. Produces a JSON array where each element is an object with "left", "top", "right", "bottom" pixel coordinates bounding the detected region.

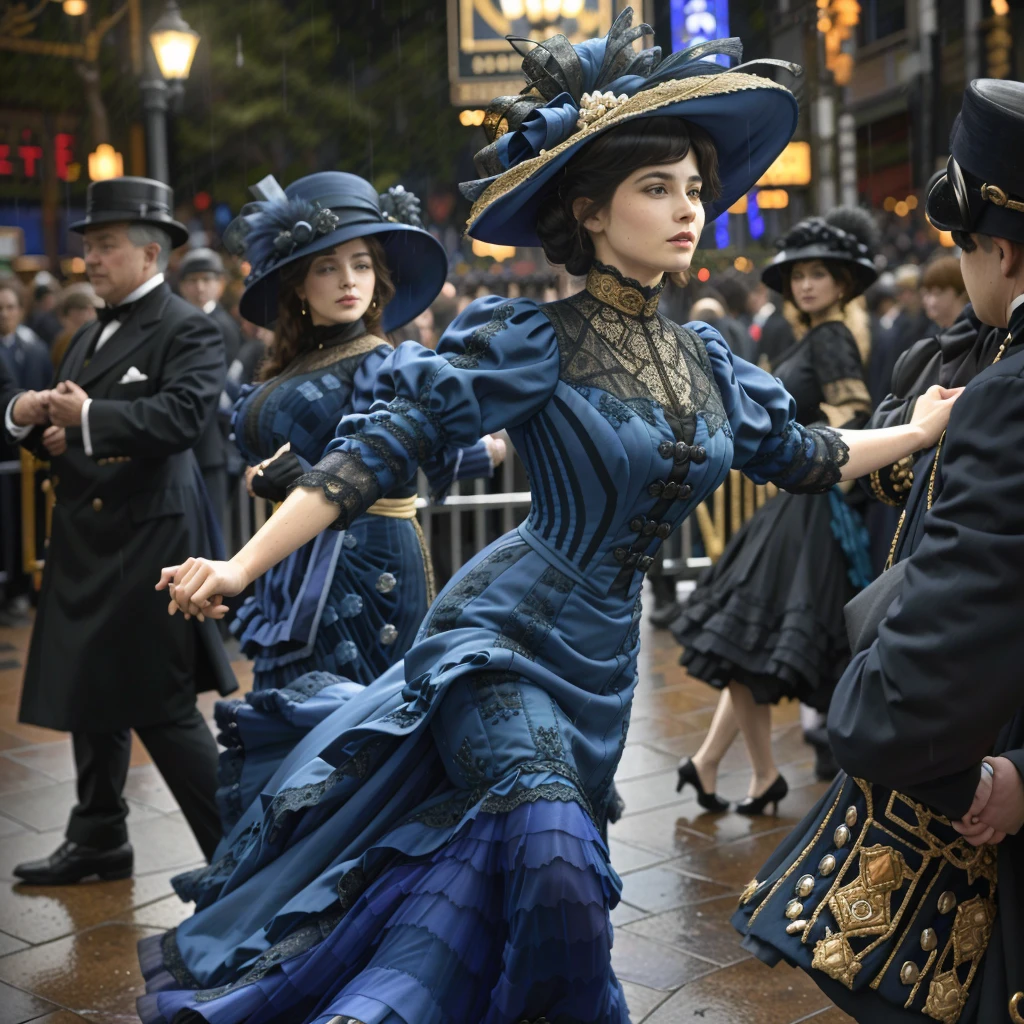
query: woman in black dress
[{"left": 672, "top": 208, "right": 879, "bottom": 813}]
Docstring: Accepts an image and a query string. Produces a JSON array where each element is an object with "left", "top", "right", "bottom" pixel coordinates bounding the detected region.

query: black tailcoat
[
  {"left": 18, "top": 281, "right": 236, "bottom": 733},
  {"left": 829, "top": 301, "right": 1024, "bottom": 1021}
]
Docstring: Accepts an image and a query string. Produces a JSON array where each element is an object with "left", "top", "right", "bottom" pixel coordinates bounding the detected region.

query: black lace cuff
[
  {"left": 786, "top": 424, "right": 850, "bottom": 493},
  {"left": 291, "top": 448, "right": 381, "bottom": 529},
  {"left": 251, "top": 451, "right": 305, "bottom": 503}
]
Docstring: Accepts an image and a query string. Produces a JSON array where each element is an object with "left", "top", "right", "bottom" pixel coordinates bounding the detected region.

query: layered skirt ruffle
[
  {"left": 672, "top": 488, "right": 868, "bottom": 709},
  {"left": 139, "top": 798, "right": 627, "bottom": 1024},
  {"left": 232, "top": 515, "right": 426, "bottom": 691}
]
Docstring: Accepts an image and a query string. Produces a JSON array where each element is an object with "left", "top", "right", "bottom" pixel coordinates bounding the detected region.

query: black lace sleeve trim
[
  {"left": 291, "top": 448, "right": 381, "bottom": 529},
  {"left": 788, "top": 424, "right": 850, "bottom": 493}
]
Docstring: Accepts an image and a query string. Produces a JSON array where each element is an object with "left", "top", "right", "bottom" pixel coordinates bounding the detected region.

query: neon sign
[
  {"left": 0, "top": 130, "right": 78, "bottom": 182},
  {"left": 670, "top": 0, "right": 730, "bottom": 65}
]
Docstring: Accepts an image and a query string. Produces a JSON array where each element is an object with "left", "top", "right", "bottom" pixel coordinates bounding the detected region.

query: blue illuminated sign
[{"left": 669, "top": 0, "right": 731, "bottom": 65}]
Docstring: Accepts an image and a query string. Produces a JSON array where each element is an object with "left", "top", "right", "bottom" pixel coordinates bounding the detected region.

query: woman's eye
[
  {"left": 688, "top": 189, "right": 702, "bottom": 200},
  {"left": 354, "top": 263, "right": 371, "bottom": 271},
  {"left": 645, "top": 185, "right": 668, "bottom": 196}
]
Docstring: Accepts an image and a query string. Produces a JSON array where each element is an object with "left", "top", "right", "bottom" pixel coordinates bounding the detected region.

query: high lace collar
[
  {"left": 585, "top": 262, "right": 664, "bottom": 319},
  {"left": 308, "top": 318, "right": 368, "bottom": 351}
]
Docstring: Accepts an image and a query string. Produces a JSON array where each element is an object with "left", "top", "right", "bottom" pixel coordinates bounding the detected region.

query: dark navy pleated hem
[{"left": 139, "top": 798, "right": 629, "bottom": 1024}]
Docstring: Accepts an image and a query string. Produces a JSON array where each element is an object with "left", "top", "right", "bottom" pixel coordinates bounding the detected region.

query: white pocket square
[{"left": 118, "top": 366, "right": 149, "bottom": 384}]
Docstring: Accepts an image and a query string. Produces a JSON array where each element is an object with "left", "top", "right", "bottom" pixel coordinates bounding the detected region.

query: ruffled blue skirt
[{"left": 138, "top": 799, "right": 628, "bottom": 1024}]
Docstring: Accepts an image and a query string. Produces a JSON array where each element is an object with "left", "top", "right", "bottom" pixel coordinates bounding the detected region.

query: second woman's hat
[
  {"left": 761, "top": 207, "right": 879, "bottom": 298},
  {"left": 460, "top": 7, "right": 802, "bottom": 246},
  {"left": 228, "top": 171, "right": 448, "bottom": 330}
]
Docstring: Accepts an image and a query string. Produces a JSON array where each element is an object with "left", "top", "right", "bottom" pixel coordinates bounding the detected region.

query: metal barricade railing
[{"left": 9, "top": 446, "right": 776, "bottom": 593}]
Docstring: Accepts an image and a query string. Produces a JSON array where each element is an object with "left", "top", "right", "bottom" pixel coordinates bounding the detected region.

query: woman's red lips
[{"left": 337, "top": 295, "right": 359, "bottom": 304}]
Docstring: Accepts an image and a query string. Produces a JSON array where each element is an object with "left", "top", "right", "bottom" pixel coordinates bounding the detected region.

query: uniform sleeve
[
  {"left": 809, "top": 323, "right": 872, "bottom": 429},
  {"left": 295, "top": 296, "right": 560, "bottom": 527},
  {"left": 693, "top": 320, "right": 850, "bottom": 494},
  {"left": 350, "top": 345, "right": 393, "bottom": 414},
  {"left": 83, "top": 312, "right": 225, "bottom": 460},
  {"left": 828, "top": 374, "right": 1024, "bottom": 819}
]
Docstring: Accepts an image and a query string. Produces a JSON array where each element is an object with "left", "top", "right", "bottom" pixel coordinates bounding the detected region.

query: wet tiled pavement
[{"left": 0, "top": 604, "right": 854, "bottom": 1024}]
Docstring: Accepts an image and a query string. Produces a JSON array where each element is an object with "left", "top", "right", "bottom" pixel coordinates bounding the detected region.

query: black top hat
[
  {"left": 926, "top": 80, "right": 1024, "bottom": 245},
  {"left": 179, "top": 247, "right": 226, "bottom": 277},
  {"left": 70, "top": 176, "right": 189, "bottom": 249}
]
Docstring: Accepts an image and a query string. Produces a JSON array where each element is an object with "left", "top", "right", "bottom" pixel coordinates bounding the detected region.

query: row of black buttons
[
  {"left": 657, "top": 440, "right": 707, "bottom": 464},
  {"left": 629, "top": 517, "right": 673, "bottom": 539},
  {"left": 648, "top": 480, "right": 692, "bottom": 501},
  {"left": 613, "top": 549, "right": 655, "bottom": 571}
]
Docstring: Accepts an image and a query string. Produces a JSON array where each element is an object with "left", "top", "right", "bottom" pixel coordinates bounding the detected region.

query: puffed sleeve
[
  {"left": 828, "top": 374, "right": 1024, "bottom": 819},
  {"left": 808, "top": 322, "right": 872, "bottom": 429},
  {"left": 294, "top": 296, "right": 560, "bottom": 526},
  {"left": 691, "top": 320, "right": 851, "bottom": 494}
]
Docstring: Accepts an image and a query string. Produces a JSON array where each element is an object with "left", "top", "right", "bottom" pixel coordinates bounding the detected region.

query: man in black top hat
[
  {"left": 176, "top": 247, "right": 242, "bottom": 541},
  {"left": 4, "top": 176, "right": 236, "bottom": 883},
  {"left": 825, "top": 80, "right": 1024, "bottom": 1021}
]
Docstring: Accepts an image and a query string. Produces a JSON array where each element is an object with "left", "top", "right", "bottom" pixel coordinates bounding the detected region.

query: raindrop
[{"left": 236, "top": 34, "right": 244, "bottom": 69}]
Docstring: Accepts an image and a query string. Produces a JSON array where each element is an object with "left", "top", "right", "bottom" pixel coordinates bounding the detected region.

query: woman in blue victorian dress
[
  {"left": 216, "top": 174, "right": 500, "bottom": 826},
  {"left": 671, "top": 208, "right": 879, "bottom": 812},
  {"left": 145, "top": 13, "right": 960, "bottom": 1024}
]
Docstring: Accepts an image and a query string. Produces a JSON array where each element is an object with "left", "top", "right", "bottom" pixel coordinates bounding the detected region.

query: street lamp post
[{"left": 140, "top": 0, "right": 200, "bottom": 184}]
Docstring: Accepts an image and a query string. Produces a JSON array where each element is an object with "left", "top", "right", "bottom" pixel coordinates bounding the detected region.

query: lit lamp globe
[
  {"left": 149, "top": 0, "right": 200, "bottom": 81},
  {"left": 88, "top": 143, "right": 124, "bottom": 182},
  {"left": 63, "top": 0, "right": 88, "bottom": 15}
]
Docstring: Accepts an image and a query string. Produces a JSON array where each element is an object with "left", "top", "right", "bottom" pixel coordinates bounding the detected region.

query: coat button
[
  {"left": 661, "top": 481, "right": 678, "bottom": 499},
  {"left": 648, "top": 481, "right": 664, "bottom": 498},
  {"left": 92, "top": 497, "right": 103, "bottom": 512},
  {"left": 637, "top": 555, "right": 653, "bottom": 571},
  {"left": 900, "top": 961, "right": 920, "bottom": 985},
  {"left": 613, "top": 547, "right": 627, "bottom": 563},
  {"left": 679, "top": 483, "right": 693, "bottom": 500},
  {"left": 630, "top": 517, "right": 643, "bottom": 532},
  {"left": 656, "top": 523, "right": 672, "bottom": 539},
  {"left": 691, "top": 445, "right": 707, "bottom": 464},
  {"left": 674, "top": 441, "right": 690, "bottom": 463},
  {"left": 657, "top": 441, "right": 673, "bottom": 458},
  {"left": 642, "top": 520, "right": 657, "bottom": 536}
]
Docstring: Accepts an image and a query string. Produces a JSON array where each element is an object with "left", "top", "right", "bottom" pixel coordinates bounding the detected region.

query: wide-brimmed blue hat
[
  {"left": 461, "top": 8, "right": 802, "bottom": 246},
  {"left": 226, "top": 171, "right": 447, "bottom": 330}
]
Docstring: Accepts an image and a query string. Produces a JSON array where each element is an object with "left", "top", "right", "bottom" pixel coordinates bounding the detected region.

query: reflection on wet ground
[{"left": 0, "top": 604, "right": 853, "bottom": 1023}]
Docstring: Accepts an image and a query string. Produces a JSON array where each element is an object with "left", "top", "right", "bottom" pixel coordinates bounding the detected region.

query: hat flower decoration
[{"left": 461, "top": 6, "right": 804, "bottom": 246}]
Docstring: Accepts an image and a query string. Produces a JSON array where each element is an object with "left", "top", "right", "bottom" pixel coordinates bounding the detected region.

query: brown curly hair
[{"left": 258, "top": 236, "right": 396, "bottom": 381}]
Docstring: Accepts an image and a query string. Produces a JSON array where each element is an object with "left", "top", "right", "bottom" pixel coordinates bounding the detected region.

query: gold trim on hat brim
[{"left": 467, "top": 72, "right": 794, "bottom": 234}]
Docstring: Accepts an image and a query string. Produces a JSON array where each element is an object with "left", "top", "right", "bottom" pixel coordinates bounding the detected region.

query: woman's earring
[
  {"left": 371, "top": 299, "right": 378, "bottom": 309},
  {"left": 300, "top": 299, "right": 308, "bottom": 316}
]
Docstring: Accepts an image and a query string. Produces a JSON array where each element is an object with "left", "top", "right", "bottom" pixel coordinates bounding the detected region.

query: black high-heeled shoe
[
  {"left": 676, "top": 758, "right": 729, "bottom": 812},
  {"left": 735, "top": 774, "right": 789, "bottom": 816}
]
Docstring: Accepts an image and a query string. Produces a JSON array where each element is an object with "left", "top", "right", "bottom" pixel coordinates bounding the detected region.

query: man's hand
[
  {"left": 975, "top": 756, "right": 1024, "bottom": 838},
  {"left": 48, "top": 381, "right": 88, "bottom": 428},
  {"left": 41, "top": 425, "right": 67, "bottom": 457},
  {"left": 11, "top": 390, "right": 51, "bottom": 427},
  {"left": 953, "top": 762, "right": 1006, "bottom": 846}
]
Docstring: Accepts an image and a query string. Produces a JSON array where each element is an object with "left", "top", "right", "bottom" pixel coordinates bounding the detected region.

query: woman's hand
[
  {"left": 910, "top": 385, "right": 964, "bottom": 449},
  {"left": 156, "top": 558, "right": 248, "bottom": 619},
  {"left": 484, "top": 434, "right": 507, "bottom": 468},
  {"left": 245, "top": 442, "right": 292, "bottom": 498}
]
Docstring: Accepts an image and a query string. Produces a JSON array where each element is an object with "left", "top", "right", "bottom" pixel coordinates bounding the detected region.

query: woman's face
[
  {"left": 921, "top": 285, "right": 967, "bottom": 330},
  {"left": 580, "top": 149, "right": 707, "bottom": 287},
  {"left": 296, "top": 238, "right": 376, "bottom": 326},
  {"left": 788, "top": 260, "right": 845, "bottom": 316}
]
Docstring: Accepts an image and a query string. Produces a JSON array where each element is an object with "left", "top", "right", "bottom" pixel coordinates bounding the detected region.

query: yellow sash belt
[{"left": 366, "top": 495, "right": 418, "bottom": 519}]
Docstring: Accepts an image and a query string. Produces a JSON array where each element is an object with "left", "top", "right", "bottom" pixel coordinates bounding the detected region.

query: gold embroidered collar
[{"left": 585, "top": 262, "right": 664, "bottom": 319}]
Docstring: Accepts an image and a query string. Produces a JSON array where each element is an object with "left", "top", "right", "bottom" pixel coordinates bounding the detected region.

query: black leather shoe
[
  {"left": 676, "top": 758, "right": 729, "bottom": 811},
  {"left": 14, "top": 839, "right": 133, "bottom": 885},
  {"left": 735, "top": 775, "right": 789, "bottom": 816}
]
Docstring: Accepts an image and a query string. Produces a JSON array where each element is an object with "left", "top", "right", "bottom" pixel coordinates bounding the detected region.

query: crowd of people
[{"left": 2, "top": 12, "right": 1024, "bottom": 1023}]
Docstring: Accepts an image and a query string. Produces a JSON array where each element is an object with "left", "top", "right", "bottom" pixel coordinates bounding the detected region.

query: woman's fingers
[
  {"left": 191, "top": 573, "right": 223, "bottom": 610},
  {"left": 156, "top": 566, "right": 181, "bottom": 591}
]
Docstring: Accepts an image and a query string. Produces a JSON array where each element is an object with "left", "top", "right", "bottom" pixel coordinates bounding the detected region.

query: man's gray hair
[{"left": 126, "top": 224, "right": 172, "bottom": 271}]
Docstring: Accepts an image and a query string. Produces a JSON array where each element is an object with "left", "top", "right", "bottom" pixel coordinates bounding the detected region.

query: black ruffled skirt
[{"left": 671, "top": 489, "right": 859, "bottom": 709}]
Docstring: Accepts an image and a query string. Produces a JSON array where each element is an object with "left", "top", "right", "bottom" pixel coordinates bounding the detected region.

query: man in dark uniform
[
  {"left": 3, "top": 177, "right": 236, "bottom": 883},
  {"left": 176, "top": 247, "right": 241, "bottom": 542},
  {"left": 828, "top": 80, "right": 1024, "bottom": 1022}
]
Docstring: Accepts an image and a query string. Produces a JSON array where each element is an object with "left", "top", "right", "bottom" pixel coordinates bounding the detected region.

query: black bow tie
[{"left": 97, "top": 300, "right": 138, "bottom": 326}]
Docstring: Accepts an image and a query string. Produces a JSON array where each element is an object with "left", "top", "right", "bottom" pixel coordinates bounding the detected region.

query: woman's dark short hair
[
  {"left": 779, "top": 259, "right": 857, "bottom": 325},
  {"left": 535, "top": 117, "right": 722, "bottom": 276}
]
